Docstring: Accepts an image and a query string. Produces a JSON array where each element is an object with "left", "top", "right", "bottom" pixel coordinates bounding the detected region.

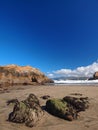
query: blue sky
[{"left": 0, "top": 0, "right": 98, "bottom": 76}]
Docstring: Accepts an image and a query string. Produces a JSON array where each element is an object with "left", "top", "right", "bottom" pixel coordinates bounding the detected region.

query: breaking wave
[{"left": 54, "top": 79, "right": 98, "bottom": 85}]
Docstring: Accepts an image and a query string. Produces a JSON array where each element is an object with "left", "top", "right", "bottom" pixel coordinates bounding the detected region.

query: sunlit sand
[{"left": 0, "top": 84, "right": 98, "bottom": 130}]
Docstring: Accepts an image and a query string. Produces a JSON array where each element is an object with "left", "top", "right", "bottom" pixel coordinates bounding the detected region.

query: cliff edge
[{"left": 0, "top": 64, "right": 53, "bottom": 85}]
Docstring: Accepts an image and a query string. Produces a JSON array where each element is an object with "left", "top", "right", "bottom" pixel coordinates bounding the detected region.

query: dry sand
[{"left": 0, "top": 84, "right": 98, "bottom": 130}]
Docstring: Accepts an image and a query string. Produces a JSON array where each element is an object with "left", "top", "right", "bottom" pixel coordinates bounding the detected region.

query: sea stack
[{"left": 93, "top": 72, "right": 98, "bottom": 79}]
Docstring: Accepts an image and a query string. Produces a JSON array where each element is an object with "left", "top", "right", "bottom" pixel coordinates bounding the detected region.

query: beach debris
[
  {"left": 40, "top": 95, "right": 51, "bottom": 100},
  {"left": 46, "top": 96, "right": 89, "bottom": 121},
  {"left": 7, "top": 93, "right": 44, "bottom": 127},
  {"left": 70, "top": 93, "right": 83, "bottom": 96}
]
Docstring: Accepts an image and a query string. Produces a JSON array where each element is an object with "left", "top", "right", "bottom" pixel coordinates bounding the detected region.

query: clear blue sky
[{"left": 0, "top": 0, "right": 98, "bottom": 74}]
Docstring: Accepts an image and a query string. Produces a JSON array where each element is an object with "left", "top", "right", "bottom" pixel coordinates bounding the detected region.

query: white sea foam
[{"left": 54, "top": 79, "right": 98, "bottom": 84}]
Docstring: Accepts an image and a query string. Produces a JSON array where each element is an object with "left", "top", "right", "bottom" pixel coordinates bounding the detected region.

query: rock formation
[
  {"left": 7, "top": 93, "right": 44, "bottom": 127},
  {"left": 0, "top": 64, "right": 53, "bottom": 85},
  {"left": 46, "top": 96, "right": 89, "bottom": 121},
  {"left": 7, "top": 94, "right": 89, "bottom": 127},
  {"left": 93, "top": 72, "right": 98, "bottom": 79}
]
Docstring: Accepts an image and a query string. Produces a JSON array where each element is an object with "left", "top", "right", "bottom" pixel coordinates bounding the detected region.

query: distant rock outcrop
[
  {"left": 93, "top": 72, "right": 98, "bottom": 79},
  {"left": 0, "top": 64, "right": 53, "bottom": 86}
]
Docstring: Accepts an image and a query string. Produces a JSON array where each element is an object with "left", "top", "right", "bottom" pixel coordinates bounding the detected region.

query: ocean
[{"left": 53, "top": 79, "right": 98, "bottom": 86}]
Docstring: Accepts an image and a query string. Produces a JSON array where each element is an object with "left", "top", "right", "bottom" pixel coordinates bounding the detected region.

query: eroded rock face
[
  {"left": 7, "top": 94, "right": 44, "bottom": 127},
  {"left": 46, "top": 96, "right": 89, "bottom": 121},
  {"left": 0, "top": 64, "right": 53, "bottom": 85},
  {"left": 46, "top": 99, "right": 74, "bottom": 120},
  {"left": 63, "top": 96, "right": 89, "bottom": 112}
]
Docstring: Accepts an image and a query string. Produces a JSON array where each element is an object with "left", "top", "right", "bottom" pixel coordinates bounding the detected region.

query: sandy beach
[{"left": 0, "top": 84, "right": 98, "bottom": 130}]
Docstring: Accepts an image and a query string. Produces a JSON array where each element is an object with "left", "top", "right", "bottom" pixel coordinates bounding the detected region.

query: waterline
[{"left": 54, "top": 79, "right": 98, "bottom": 85}]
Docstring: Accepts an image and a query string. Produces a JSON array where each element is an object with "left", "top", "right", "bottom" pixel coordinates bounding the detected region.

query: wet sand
[{"left": 0, "top": 85, "right": 98, "bottom": 130}]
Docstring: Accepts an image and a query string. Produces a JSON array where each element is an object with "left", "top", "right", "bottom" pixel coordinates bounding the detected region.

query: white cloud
[
  {"left": 47, "top": 61, "right": 98, "bottom": 78},
  {"left": 47, "top": 73, "right": 54, "bottom": 78},
  {"left": 54, "top": 69, "right": 72, "bottom": 74}
]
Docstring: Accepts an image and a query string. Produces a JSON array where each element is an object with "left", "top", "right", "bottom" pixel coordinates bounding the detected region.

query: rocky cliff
[{"left": 0, "top": 64, "right": 53, "bottom": 85}]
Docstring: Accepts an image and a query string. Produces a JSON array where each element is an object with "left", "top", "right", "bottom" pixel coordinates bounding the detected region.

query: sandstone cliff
[{"left": 0, "top": 64, "right": 53, "bottom": 85}]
